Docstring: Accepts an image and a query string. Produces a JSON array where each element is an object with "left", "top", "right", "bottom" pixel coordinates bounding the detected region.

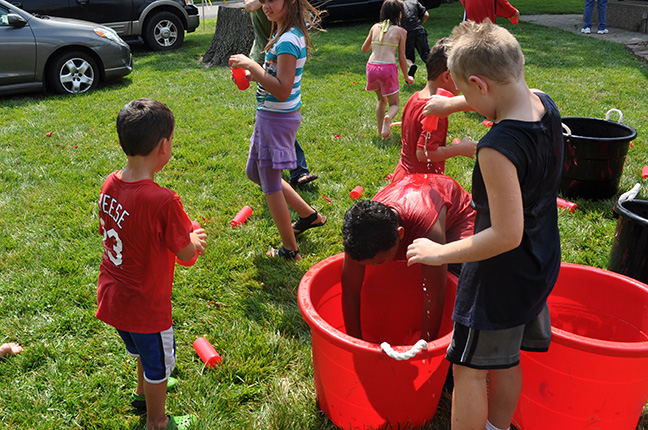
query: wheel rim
[
  {"left": 59, "top": 57, "right": 95, "bottom": 94},
  {"left": 153, "top": 19, "right": 178, "bottom": 47}
]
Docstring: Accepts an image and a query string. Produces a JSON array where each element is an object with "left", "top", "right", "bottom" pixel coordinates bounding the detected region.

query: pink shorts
[{"left": 365, "top": 62, "right": 399, "bottom": 96}]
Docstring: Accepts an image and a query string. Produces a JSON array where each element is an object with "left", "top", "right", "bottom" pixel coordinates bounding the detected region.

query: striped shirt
[{"left": 256, "top": 27, "right": 306, "bottom": 113}]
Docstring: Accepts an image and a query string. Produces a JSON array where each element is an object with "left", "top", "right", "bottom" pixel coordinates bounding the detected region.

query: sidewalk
[{"left": 520, "top": 14, "right": 648, "bottom": 63}]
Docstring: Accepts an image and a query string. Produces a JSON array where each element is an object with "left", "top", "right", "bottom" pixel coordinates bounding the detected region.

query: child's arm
[
  {"left": 424, "top": 95, "right": 474, "bottom": 118},
  {"left": 406, "top": 148, "right": 523, "bottom": 266},
  {"left": 244, "top": 0, "right": 261, "bottom": 12},
  {"left": 341, "top": 256, "right": 367, "bottom": 339},
  {"left": 229, "top": 53, "right": 296, "bottom": 102},
  {"left": 361, "top": 25, "right": 375, "bottom": 53},
  {"left": 416, "top": 136, "right": 477, "bottom": 163},
  {"left": 176, "top": 228, "right": 207, "bottom": 261},
  {"left": 398, "top": 29, "right": 414, "bottom": 84}
]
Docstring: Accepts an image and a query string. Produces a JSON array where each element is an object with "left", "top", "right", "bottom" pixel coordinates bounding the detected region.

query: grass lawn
[{"left": 2, "top": 0, "right": 648, "bottom": 428}]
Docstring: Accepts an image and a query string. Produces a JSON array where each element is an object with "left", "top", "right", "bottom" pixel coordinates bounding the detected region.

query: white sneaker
[
  {"left": 581, "top": 27, "right": 591, "bottom": 34},
  {"left": 597, "top": 28, "right": 609, "bottom": 34}
]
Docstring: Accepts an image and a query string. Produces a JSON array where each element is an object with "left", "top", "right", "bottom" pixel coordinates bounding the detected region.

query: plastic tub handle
[
  {"left": 605, "top": 108, "right": 624, "bottom": 123},
  {"left": 380, "top": 339, "right": 428, "bottom": 361},
  {"left": 561, "top": 122, "right": 572, "bottom": 137}
]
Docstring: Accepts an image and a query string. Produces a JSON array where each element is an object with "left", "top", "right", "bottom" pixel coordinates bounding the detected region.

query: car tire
[
  {"left": 47, "top": 51, "right": 99, "bottom": 95},
  {"left": 143, "top": 11, "right": 184, "bottom": 51}
]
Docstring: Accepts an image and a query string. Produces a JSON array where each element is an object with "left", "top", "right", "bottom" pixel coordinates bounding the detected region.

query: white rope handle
[
  {"left": 619, "top": 183, "right": 642, "bottom": 202},
  {"left": 605, "top": 108, "right": 623, "bottom": 123},
  {"left": 380, "top": 339, "right": 428, "bottom": 361}
]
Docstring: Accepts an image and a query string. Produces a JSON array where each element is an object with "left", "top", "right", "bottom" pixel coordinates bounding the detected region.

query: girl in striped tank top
[{"left": 229, "top": 0, "right": 325, "bottom": 261}]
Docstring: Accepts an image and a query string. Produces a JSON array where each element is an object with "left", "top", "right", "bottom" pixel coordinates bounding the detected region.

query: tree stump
[{"left": 201, "top": 5, "right": 254, "bottom": 68}]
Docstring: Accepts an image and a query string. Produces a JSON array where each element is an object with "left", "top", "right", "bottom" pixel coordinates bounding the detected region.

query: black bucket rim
[
  {"left": 562, "top": 116, "right": 638, "bottom": 142},
  {"left": 614, "top": 199, "right": 648, "bottom": 225}
]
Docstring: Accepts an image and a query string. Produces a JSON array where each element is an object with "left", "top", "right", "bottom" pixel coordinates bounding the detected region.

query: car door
[
  {"left": 13, "top": 0, "right": 132, "bottom": 32},
  {"left": 0, "top": 5, "right": 36, "bottom": 85}
]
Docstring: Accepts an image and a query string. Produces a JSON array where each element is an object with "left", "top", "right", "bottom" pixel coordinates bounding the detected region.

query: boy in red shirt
[
  {"left": 97, "top": 99, "right": 206, "bottom": 430},
  {"left": 392, "top": 38, "right": 477, "bottom": 182},
  {"left": 460, "top": 0, "right": 519, "bottom": 24}
]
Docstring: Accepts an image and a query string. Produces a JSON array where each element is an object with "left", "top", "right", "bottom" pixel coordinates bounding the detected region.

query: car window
[{"left": 0, "top": 6, "right": 9, "bottom": 25}]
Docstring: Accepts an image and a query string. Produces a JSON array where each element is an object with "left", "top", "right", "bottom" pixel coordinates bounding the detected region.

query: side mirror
[{"left": 7, "top": 13, "right": 27, "bottom": 27}]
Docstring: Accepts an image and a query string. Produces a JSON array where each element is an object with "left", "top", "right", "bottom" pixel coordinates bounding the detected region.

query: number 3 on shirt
[{"left": 100, "top": 218, "right": 123, "bottom": 266}]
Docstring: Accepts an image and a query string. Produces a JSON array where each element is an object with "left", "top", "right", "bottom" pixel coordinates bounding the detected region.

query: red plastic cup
[
  {"left": 231, "top": 205, "right": 253, "bottom": 227},
  {"left": 231, "top": 67, "right": 249, "bottom": 90},
  {"left": 422, "top": 88, "right": 454, "bottom": 132},
  {"left": 350, "top": 186, "right": 364, "bottom": 200},
  {"left": 642, "top": 165, "right": 648, "bottom": 180},
  {"left": 557, "top": 197, "right": 577, "bottom": 213},
  {"left": 510, "top": 17, "right": 519, "bottom": 24},
  {"left": 193, "top": 337, "right": 222, "bottom": 368},
  {"left": 176, "top": 219, "right": 202, "bottom": 267}
]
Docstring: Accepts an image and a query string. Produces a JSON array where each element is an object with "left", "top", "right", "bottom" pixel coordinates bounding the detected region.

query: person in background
[
  {"left": 460, "top": 0, "right": 519, "bottom": 24},
  {"left": 401, "top": 0, "right": 430, "bottom": 79},
  {"left": 582, "top": 0, "right": 608, "bottom": 34}
]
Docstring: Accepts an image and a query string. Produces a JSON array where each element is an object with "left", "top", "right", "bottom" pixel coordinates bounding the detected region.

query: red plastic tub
[
  {"left": 298, "top": 253, "right": 457, "bottom": 430},
  {"left": 513, "top": 263, "right": 648, "bottom": 430}
]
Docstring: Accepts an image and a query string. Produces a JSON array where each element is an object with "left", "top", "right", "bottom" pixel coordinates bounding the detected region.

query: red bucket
[
  {"left": 513, "top": 263, "right": 648, "bottom": 430},
  {"left": 298, "top": 253, "right": 456, "bottom": 429}
]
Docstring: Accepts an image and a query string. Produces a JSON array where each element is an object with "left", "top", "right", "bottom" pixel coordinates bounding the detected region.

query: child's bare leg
[
  {"left": 265, "top": 189, "right": 301, "bottom": 260},
  {"left": 382, "top": 92, "right": 400, "bottom": 140},
  {"left": 451, "top": 364, "right": 488, "bottom": 430},
  {"left": 487, "top": 365, "right": 523, "bottom": 429},
  {"left": 375, "top": 90, "right": 386, "bottom": 136},
  {"left": 281, "top": 179, "right": 322, "bottom": 220},
  {"left": 144, "top": 378, "right": 168, "bottom": 430},
  {"left": 135, "top": 357, "right": 145, "bottom": 396},
  {"left": 0, "top": 342, "right": 22, "bottom": 358}
]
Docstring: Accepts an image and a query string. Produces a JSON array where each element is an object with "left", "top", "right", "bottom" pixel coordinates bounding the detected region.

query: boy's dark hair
[
  {"left": 380, "top": 0, "right": 405, "bottom": 26},
  {"left": 116, "top": 98, "right": 175, "bottom": 156},
  {"left": 425, "top": 37, "right": 450, "bottom": 81},
  {"left": 342, "top": 200, "right": 400, "bottom": 261}
]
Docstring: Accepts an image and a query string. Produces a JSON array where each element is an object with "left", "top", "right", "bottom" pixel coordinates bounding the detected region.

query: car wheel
[
  {"left": 47, "top": 51, "right": 99, "bottom": 95},
  {"left": 143, "top": 11, "right": 184, "bottom": 51}
]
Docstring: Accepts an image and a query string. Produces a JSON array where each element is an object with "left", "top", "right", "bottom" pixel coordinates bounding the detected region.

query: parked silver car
[{"left": 0, "top": 0, "right": 132, "bottom": 96}]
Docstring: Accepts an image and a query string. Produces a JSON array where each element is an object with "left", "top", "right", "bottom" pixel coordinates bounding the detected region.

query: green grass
[{"left": 2, "top": 0, "right": 648, "bottom": 428}]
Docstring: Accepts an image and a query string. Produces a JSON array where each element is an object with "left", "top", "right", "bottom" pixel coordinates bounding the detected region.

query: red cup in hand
[{"left": 231, "top": 67, "right": 249, "bottom": 90}]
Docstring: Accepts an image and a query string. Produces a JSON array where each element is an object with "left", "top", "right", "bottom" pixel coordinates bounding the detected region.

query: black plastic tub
[
  {"left": 560, "top": 113, "right": 637, "bottom": 200},
  {"left": 608, "top": 199, "right": 648, "bottom": 284}
]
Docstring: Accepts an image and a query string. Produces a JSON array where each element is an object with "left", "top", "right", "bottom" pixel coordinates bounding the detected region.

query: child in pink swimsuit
[{"left": 362, "top": 0, "right": 413, "bottom": 140}]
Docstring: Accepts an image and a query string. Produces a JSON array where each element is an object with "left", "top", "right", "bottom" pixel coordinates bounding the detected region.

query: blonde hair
[
  {"left": 447, "top": 20, "right": 524, "bottom": 85},
  {"left": 265, "top": 0, "right": 324, "bottom": 56}
]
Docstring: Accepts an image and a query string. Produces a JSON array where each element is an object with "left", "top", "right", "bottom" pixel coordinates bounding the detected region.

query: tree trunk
[{"left": 201, "top": 5, "right": 254, "bottom": 68}]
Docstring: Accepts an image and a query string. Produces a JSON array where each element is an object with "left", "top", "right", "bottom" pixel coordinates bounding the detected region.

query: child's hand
[
  {"left": 406, "top": 238, "right": 444, "bottom": 266},
  {"left": 405, "top": 76, "right": 415, "bottom": 85},
  {"left": 424, "top": 95, "right": 453, "bottom": 118},
  {"left": 229, "top": 54, "right": 255, "bottom": 71},
  {"left": 190, "top": 228, "right": 207, "bottom": 256},
  {"left": 455, "top": 137, "right": 478, "bottom": 158}
]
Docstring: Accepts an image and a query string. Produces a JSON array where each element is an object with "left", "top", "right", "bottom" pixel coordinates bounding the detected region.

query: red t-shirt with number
[{"left": 96, "top": 172, "right": 192, "bottom": 333}]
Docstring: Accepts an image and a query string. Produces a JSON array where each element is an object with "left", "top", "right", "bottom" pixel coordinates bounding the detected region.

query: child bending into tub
[
  {"left": 406, "top": 21, "right": 563, "bottom": 430},
  {"left": 362, "top": 0, "right": 414, "bottom": 140},
  {"left": 341, "top": 174, "right": 475, "bottom": 342}
]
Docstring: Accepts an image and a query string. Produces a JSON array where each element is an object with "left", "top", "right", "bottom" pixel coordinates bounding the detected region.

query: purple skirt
[{"left": 249, "top": 110, "right": 301, "bottom": 170}]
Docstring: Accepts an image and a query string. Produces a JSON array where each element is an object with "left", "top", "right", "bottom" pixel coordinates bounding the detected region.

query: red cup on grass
[
  {"left": 231, "top": 67, "right": 249, "bottom": 90},
  {"left": 231, "top": 205, "right": 253, "bottom": 227},
  {"left": 350, "top": 186, "right": 364, "bottom": 200},
  {"left": 193, "top": 337, "right": 222, "bottom": 368},
  {"left": 176, "top": 219, "right": 202, "bottom": 267},
  {"left": 557, "top": 197, "right": 577, "bottom": 213},
  {"left": 642, "top": 165, "right": 648, "bottom": 180}
]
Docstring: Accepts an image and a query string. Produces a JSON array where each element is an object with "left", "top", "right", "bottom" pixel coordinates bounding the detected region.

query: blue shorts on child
[{"left": 118, "top": 326, "right": 176, "bottom": 384}]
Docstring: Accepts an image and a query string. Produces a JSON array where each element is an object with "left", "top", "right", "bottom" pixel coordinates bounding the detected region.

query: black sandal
[
  {"left": 267, "top": 246, "right": 300, "bottom": 260},
  {"left": 292, "top": 210, "right": 327, "bottom": 235},
  {"left": 290, "top": 173, "right": 318, "bottom": 187}
]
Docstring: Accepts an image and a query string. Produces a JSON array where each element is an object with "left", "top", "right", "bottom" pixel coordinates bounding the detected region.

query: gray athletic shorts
[{"left": 446, "top": 303, "right": 551, "bottom": 369}]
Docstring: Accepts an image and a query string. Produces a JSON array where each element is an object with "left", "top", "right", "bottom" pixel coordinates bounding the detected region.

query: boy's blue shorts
[{"left": 117, "top": 327, "right": 176, "bottom": 384}]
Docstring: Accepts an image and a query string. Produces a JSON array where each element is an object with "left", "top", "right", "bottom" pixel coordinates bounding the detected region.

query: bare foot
[
  {"left": 381, "top": 116, "right": 392, "bottom": 140},
  {"left": 0, "top": 342, "right": 22, "bottom": 358}
]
